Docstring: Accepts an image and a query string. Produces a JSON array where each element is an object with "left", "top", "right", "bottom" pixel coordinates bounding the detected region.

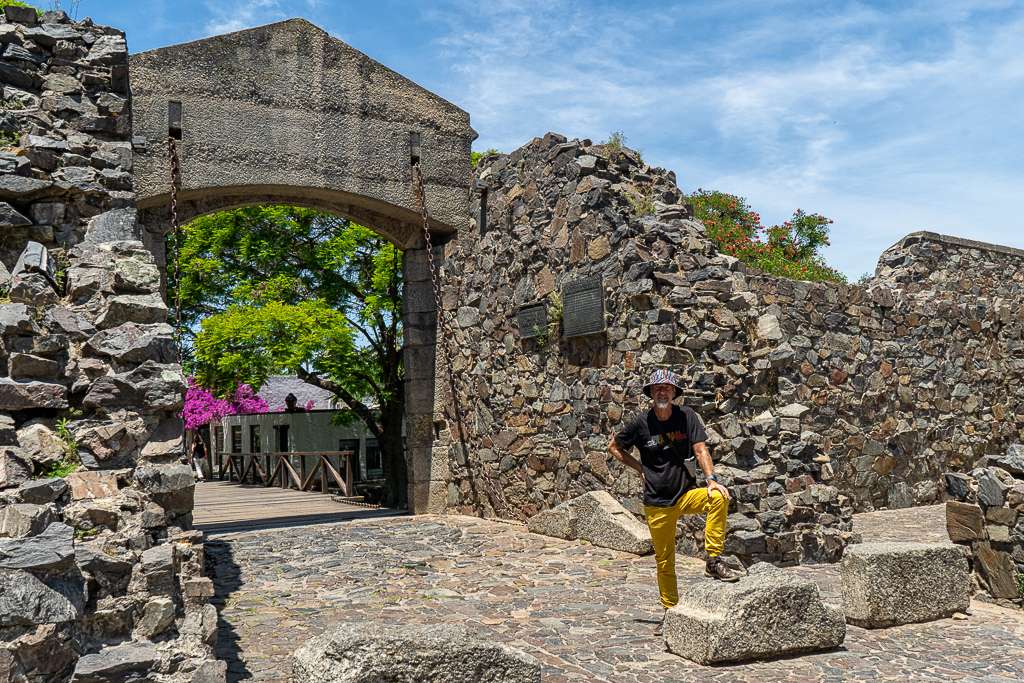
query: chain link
[
  {"left": 411, "top": 165, "right": 506, "bottom": 516},
  {"left": 167, "top": 137, "right": 183, "bottom": 362}
]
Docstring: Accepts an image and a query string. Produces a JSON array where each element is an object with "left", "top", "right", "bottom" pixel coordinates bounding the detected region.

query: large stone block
[
  {"left": 0, "top": 504, "right": 56, "bottom": 538},
  {"left": 663, "top": 563, "right": 845, "bottom": 664},
  {"left": 0, "top": 448, "right": 32, "bottom": 489},
  {"left": 841, "top": 542, "right": 971, "bottom": 628},
  {"left": 527, "top": 490, "right": 652, "bottom": 554},
  {"left": 292, "top": 623, "right": 541, "bottom": 683},
  {"left": 0, "top": 523, "right": 75, "bottom": 571},
  {"left": 70, "top": 642, "right": 159, "bottom": 683},
  {"left": 0, "top": 379, "right": 68, "bottom": 410},
  {"left": 0, "top": 568, "right": 80, "bottom": 626},
  {"left": 946, "top": 501, "right": 985, "bottom": 542},
  {"left": 975, "top": 541, "right": 1020, "bottom": 600}
]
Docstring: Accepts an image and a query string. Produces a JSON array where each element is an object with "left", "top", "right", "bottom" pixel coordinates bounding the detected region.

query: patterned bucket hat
[{"left": 642, "top": 368, "right": 685, "bottom": 397}]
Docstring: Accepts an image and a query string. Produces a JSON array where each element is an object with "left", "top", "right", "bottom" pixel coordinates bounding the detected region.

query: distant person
[
  {"left": 608, "top": 369, "right": 742, "bottom": 631},
  {"left": 284, "top": 393, "right": 300, "bottom": 413},
  {"left": 188, "top": 435, "right": 207, "bottom": 482}
]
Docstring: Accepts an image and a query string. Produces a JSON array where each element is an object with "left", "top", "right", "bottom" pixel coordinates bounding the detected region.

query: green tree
[{"left": 169, "top": 206, "right": 408, "bottom": 507}]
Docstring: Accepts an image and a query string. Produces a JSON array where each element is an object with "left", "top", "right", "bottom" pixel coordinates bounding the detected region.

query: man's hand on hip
[{"left": 707, "top": 479, "right": 730, "bottom": 500}]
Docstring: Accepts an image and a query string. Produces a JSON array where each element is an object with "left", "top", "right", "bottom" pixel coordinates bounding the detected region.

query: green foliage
[
  {"left": 172, "top": 205, "right": 407, "bottom": 504},
  {"left": 170, "top": 205, "right": 402, "bottom": 379},
  {"left": 603, "top": 131, "right": 627, "bottom": 150},
  {"left": 686, "top": 189, "right": 846, "bottom": 283},
  {"left": 626, "top": 187, "right": 656, "bottom": 216},
  {"left": 471, "top": 148, "right": 500, "bottom": 168},
  {"left": 1017, "top": 571, "right": 1024, "bottom": 598},
  {"left": 0, "top": 130, "right": 19, "bottom": 148},
  {"left": 40, "top": 419, "right": 79, "bottom": 478}
]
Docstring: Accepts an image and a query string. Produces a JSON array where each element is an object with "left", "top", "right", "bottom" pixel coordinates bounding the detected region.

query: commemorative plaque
[
  {"left": 562, "top": 276, "right": 605, "bottom": 338},
  {"left": 517, "top": 303, "right": 548, "bottom": 339}
]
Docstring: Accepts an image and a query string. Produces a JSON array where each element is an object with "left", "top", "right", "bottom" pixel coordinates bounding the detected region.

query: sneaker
[{"left": 704, "top": 556, "right": 742, "bottom": 582}]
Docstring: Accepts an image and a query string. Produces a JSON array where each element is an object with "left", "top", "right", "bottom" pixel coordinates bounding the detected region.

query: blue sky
[{"left": 87, "top": 0, "right": 1024, "bottom": 278}]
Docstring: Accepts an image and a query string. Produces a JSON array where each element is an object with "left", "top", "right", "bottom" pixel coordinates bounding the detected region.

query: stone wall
[
  {"left": 945, "top": 446, "right": 1024, "bottom": 607},
  {"left": 0, "top": 9, "right": 219, "bottom": 681},
  {"left": 437, "top": 132, "right": 1024, "bottom": 565}
]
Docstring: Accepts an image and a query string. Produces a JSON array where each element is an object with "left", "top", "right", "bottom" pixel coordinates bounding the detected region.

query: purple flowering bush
[{"left": 182, "top": 378, "right": 271, "bottom": 430}]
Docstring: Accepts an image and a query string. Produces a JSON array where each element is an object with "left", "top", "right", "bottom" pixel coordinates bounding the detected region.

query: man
[{"left": 609, "top": 368, "right": 742, "bottom": 617}]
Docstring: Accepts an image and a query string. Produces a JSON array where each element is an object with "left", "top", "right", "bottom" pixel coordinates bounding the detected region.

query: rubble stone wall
[
  {"left": 1, "top": 9, "right": 219, "bottom": 682},
  {"left": 438, "top": 133, "right": 1024, "bottom": 566},
  {"left": 945, "top": 447, "right": 1024, "bottom": 608}
]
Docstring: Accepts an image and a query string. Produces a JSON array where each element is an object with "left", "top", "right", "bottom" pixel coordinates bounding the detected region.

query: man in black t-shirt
[{"left": 609, "top": 369, "right": 742, "bottom": 616}]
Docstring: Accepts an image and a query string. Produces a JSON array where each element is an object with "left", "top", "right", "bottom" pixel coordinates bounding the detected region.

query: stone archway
[{"left": 128, "top": 19, "right": 476, "bottom": 512}]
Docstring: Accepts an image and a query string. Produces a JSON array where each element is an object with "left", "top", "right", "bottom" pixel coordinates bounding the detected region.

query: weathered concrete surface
[
  {"left": 292, "top": 623, "right": 541, "bottom": 683},
  {"left": 130, "top": 19, "right": 477, "bottom": 250},
  {"left": 663, "top": 563, "right": 845, "bottom": 664},
  {"left": 841, "top": 542, "right": 971, "bottom": 628},
  {"left": 527, "top": 490, "right": 652, "bottom": 555}
]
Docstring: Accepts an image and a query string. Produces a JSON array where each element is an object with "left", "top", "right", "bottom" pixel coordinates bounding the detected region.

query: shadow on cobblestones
[{"left": 205, "top": 540, "right": 249, "bottom": 682}]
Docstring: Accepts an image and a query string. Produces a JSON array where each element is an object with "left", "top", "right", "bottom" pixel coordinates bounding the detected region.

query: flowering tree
[
  {"left": 182, "top": 379, "right": 270, "bottom": 431},
  {"left": 687, "top": 189, "right": 846, "bottom": 283}
]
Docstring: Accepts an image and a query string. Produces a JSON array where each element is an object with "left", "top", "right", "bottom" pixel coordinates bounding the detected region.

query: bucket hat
[{"left": 642, "top": 368, "right": 685, "bottom": 398}]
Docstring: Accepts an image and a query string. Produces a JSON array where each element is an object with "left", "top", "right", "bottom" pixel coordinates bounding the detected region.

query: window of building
[
  {"left": 339, "top": 438, "right": 360, "bottom": 482},
  {"left": 365, "top": 438, "right": 383, "bottom": 476},
  {"left": 230, "top": 425, "right": 242, "bottom": 453},
  {"left": 250, "top": 425, "right": 262, "bottom": 453},
  {"left": 273, "top": 424, "right": 290, "bottom": 452}
]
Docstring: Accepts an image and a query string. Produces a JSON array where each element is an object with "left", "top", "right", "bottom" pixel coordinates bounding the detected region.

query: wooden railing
[{"left": 216, "top": 451, "right": 356, "bottom": 498}]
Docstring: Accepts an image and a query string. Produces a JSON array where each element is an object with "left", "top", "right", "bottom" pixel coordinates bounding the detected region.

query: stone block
[
  {"left": 292, "top": 623, "right": 541, "bottom": 683},
  {"left": 135, "top": 597, "right": 175, "bottom": 639},
  {"left": 410, "top": 480, "right": 447, "bottom": 515},
  {"left": 841, "top": 542, "right": 971, "bottom": 628},
  {"left": 526, "top": 506, "right": 576, "bottom": 540},
  {"left": 0, "top": 448, "right": 31, "bottom": 489},
  {"left": 975, "top": 541, "right": 1020, "bottom": 600},
  {"left": 190, "top": 660, "right": 228, "bottom": 683},
  {"left": 182, "top": 577, "right": 215, "bottom": 600},
  {"left": 66, "top": 471, "right": 120, "bottom": 500},
  {"left": 0, "top": 523, "right": 74, "bottom": 571},
  {"left": 70, "top": 643, "right": 159, "bottom": 683},
  {"left": 133, "top": 463, "right": 194, "bottom": 514},
  {"left": 946, "top": 501, "right": 986, "bottom": 543},
  {"left": 0, "top": 569, "right": 80, "bottom": 626},
  {"left": 527, "top": 490, "right": 652, "bottom": 555},
  {"left": 663, "top": 563, "right": 845, "bottom": 664},
  {"left": 0, "top": 503, "right": 56, "bottom": 538},
  {"left": 0, "top": 379, "right": 67, "bottom": 410},
  {"left": 16, "top": 477, "right": 68, "bottom": 505}
]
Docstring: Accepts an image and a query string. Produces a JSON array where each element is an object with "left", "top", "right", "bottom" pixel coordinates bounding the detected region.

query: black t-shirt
[{"left": 616, "top": 405, "right": 708, "bottom": 507}]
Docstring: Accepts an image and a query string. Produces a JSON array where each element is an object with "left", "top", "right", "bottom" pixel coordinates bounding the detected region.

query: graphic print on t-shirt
[{"left": 615, "top": 405, "right": 708, "bottom": 507}]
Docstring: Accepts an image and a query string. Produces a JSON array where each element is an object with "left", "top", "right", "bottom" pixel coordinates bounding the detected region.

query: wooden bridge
[{"left": 194, "top": 450, "right": 400, "bottom": 535}]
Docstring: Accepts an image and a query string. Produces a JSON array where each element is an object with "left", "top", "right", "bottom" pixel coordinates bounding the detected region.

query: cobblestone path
[{"left": 207, "top": 505, "right": 1024, "bottom": 682}]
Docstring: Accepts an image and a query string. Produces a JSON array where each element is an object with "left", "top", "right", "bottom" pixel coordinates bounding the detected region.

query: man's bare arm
[
  {"left": 608, "top": 435, "right": 643, "bottom": 476},
  {"left": 694, "top": 441, "right": 730, "bottom": 500}
]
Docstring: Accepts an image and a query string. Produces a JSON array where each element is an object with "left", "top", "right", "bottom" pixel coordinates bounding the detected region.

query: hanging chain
[
  {"left": 411, "top": 165, "right": 506, "bottom": 516},
  {"left": 167, "top": 137, "right": 183, "bottom": 362}
]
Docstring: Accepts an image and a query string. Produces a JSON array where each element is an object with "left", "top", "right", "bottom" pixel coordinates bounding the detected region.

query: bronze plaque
[
  {"left": 517, "top": 303, "right": 548, "bottom": 338},
  {"left": 562, "top": 276, "right": 605, "bottom": 337}
]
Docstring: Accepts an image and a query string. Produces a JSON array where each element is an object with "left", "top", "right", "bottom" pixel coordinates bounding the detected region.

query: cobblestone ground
[{"left": 206, "top": 504, "right": 1024, "bottom": 682}]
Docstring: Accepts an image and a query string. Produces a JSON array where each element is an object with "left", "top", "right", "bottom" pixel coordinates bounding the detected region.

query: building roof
[{"left": 257, "top": 375, "right": 338, "bottom": 411}]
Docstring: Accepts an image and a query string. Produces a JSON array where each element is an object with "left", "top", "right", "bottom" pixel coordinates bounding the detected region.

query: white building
[
  {"left": 212, "top": 408, "right": 386, "bottom": 482},
  {"left": 206, "top": 375, "right": 396, "bottom": 483}
]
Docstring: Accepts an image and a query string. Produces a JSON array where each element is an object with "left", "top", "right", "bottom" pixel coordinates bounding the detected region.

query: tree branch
[{"left": 296, "top": 367, "right": 381, "bottom": 439}]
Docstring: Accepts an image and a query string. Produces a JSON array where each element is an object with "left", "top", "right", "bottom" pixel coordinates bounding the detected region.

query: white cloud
[
  {"left": 425, "top": 0, "right": 1024, "bottom": 276},
  {"left": 203, "top": 0, "right": 287, "bottom": 36}
]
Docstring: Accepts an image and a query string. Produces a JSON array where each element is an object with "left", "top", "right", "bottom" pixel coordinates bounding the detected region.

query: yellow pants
[{"left": 644, "top": 487, "right": 728, "bottom": 609}]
